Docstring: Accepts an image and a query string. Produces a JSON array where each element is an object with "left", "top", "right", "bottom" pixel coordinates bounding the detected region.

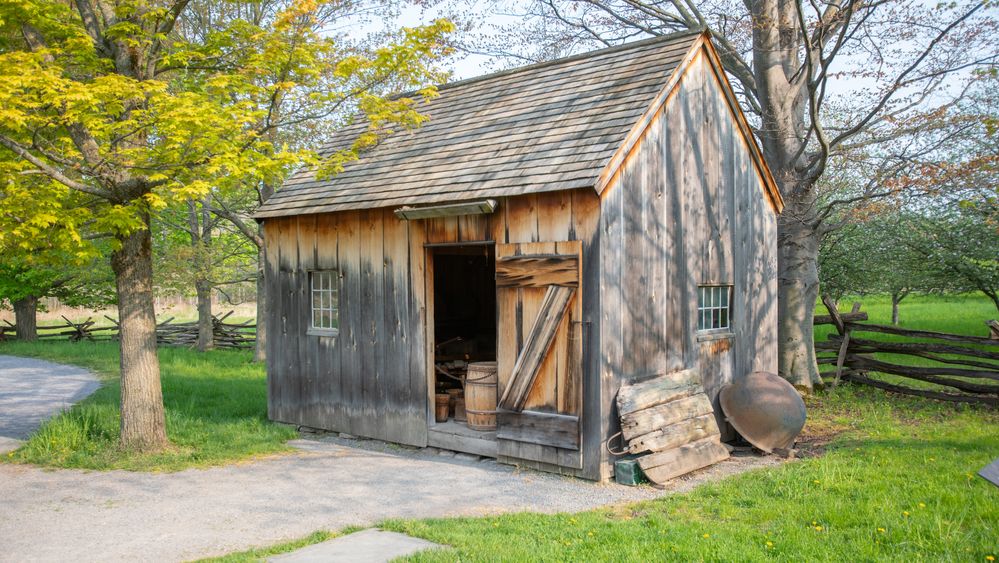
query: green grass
[
  {"left": 0, "top": 340, "right": 296, "bottom": 471},
  {"left": 814, "top": 292, "right": 996, "bottom": 340}
]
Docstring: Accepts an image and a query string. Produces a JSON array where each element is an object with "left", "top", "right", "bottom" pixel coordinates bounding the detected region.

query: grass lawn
[{"left": 0, "top": 341, "right": 296, "bottom": 471}]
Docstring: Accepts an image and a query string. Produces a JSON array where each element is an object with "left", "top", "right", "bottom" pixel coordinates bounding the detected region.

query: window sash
[
  {"left": 697, "top": 285, "right": 731, "bottom": 331},
  {"left": 310, "top": 271, "right": 339, "bottom": 332}
]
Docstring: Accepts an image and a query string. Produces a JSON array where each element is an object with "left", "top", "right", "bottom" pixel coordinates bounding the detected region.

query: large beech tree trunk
[
  {"left": 111, "top": 214, "right": 169, "bottom": 451},
  {"left": 13, "top": 295, "right": 38, "bottom": 341},
  {"left": 777, "top": 214, "right": 823, "bottom": 390}
]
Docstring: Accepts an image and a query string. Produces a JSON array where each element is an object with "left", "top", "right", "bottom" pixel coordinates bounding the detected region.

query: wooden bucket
[
  {"left": 434, "top": 393, "right": 450, "bottom": 423},
  {"left": 447, "top": 388, "right": 463, "bottom": 417},
  {"left": 465, "top": 361, "right": 497, "bottom": 431}
]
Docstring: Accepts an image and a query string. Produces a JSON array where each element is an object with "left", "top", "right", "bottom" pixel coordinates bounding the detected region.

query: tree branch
[{"left": 0, "top": 134, "right": 111, "bottom": 199}]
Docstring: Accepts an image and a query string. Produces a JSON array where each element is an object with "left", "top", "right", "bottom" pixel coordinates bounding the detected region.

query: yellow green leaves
[{"left": 0, "top": 0, "right": 456, "bottom": 256}]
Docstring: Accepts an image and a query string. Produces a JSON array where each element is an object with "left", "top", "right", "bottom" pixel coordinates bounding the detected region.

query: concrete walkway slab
[
  {"left": 269, "top": 529, "right": 444, "bottom": 563},
  {"left": 0, "top": 355, "right": 100, "bottom": 454}
]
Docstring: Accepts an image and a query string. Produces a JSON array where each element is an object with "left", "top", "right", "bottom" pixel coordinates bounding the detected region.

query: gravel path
[
  {"left": 0, "top": 355, "right": 100, "bottom": 454},
  {"left": 0, "top": 356, "right": 782, "bottom": 562}
]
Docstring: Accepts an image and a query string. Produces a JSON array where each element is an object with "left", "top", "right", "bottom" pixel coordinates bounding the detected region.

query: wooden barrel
[
  {"left": 465, "top": 361, "right": 497, "bottom": 431},
  {"left": 434, "top": 393, "right": 450, "bottom": 423}
]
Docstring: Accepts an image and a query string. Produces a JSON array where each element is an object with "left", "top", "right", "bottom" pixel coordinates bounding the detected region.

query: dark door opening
[{"left": 427, "top": 244, "right": 499, "bottom": 455}]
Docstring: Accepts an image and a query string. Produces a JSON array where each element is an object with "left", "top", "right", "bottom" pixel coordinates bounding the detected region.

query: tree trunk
[
  {"left": 13, "top": 295, "right": 38, "bottom": 341},
  {"left": 777, "top": 215, "right": 823, "bottom": 391},
  {"left": 254, "top": 242, "right": 267, "bottom": 362},
  {"left": 195, "top": 279, "right": 214, "bottom": 351},
  {"left": 111, "top": 214, "right": 169, "bottom": 451},
  {"left": 891, "top": 292, "right": 902, "bottom": 325},
  {"left": 189, "top": 199, "right": 215, "bottom": 352},
  {"left": 984, "top": 289, "right": 999, "bottom": 313}
]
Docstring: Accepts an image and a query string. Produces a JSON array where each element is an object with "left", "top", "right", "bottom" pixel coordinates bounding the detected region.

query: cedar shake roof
[{"left": 254, "top": 30, "right": 706, "bottom": 219}]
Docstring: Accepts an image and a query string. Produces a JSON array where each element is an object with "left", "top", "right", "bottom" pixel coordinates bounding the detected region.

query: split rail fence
[
  {"left": 815, "top": 297, "right": 999, "bottom": 407},
  {"left": 0, "top": 311, "right": 255, "bottom": 350}
]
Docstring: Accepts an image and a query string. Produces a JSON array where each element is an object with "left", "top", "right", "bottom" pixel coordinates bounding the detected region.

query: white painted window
[
  {"left": 697, "top": 285, "right": 731, "bottom": 332},
  {"left": 310, "top": 270, "right": 339, "bottom": 334}
]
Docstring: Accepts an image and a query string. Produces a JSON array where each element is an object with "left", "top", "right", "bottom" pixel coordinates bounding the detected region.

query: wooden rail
[
  {"left": 815, "top": 298, "right": 998, "bottom": 406},
  {"left": 0, "top": 312, "right": 256, "bottom": 350}
]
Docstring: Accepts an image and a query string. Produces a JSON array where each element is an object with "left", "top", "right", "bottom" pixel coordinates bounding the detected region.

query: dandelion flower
[
  {"left": 918, "top": 503, "right": 926, "bottom": 508},
  {"left": 878, "top": 528, "right": 886, "bottom": 533},
  {"left": 903, "top": 511, "right": 910, "bottom": 517},
  {"left": 986, "top": 556, "right": 995, "bottom": 562},
  {"left": 587, "top": 532, "right": 594, "bottom": 537},
  {"left": 814, "top": 526, "right": 823, "bottom": 531},
  {"left": 813, "top": 480, "right": 820, "bottom": 484},
  {"left": 703, "top": 533, "right": 710, "bottom": 539},
  {"left": 766, "top": 541, "right": 774, "bottom": 548}
]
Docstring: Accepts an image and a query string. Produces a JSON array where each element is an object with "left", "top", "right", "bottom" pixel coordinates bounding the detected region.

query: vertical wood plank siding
[
  {"left": 598, "top": 51, "right": 777, "bottom": 465},
  {"left": 266, "top": 208, "right": 428, "bottom": 447},
  {"left": 263, "top": 189, "right": 602, "bottom": 477}
]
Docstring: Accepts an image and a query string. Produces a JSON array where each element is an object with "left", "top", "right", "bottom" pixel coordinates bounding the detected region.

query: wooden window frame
[
  {"left": 307, "top": 270, "right": 340, "bottom": 337},
  {"left": 697, "top": 284, "right": 732, "bottom": 333}
]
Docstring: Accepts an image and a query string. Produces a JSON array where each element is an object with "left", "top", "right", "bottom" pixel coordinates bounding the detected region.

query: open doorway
[{"left": 427, "top": 243, "right": 499, "bottom": 457}]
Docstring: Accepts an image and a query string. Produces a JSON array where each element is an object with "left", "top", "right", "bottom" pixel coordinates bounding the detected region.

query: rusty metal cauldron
[{"left": 719, "top": 371, "right": 806, "bottom": 453}]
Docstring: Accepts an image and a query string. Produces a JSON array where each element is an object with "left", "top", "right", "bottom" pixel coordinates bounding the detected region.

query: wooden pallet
[{"left": 616, "top": 368, "right": 729, "bottom": 484}]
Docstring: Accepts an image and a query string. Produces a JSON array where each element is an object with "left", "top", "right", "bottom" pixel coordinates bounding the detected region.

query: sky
[{"left": 348, "top": 0, "right": 995, "bottom": 118}]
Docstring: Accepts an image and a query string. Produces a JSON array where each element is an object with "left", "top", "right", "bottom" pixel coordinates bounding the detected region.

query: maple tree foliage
[{"left": 0, "top": 0, "right": 453, "bottom": 449}]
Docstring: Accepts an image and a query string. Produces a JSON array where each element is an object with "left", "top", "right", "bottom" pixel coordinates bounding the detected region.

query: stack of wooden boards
[{"left": 616, "top": 368, "right": 730, "bottom": 484}]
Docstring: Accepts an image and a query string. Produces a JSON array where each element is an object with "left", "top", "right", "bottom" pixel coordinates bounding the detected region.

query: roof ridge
[{"left": 401, "top": 28, "right": 705, "bottom": 98}]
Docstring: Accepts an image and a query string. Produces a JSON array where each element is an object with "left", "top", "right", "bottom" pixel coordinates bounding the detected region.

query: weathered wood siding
[
  {"left": 598, "top": 48, "right": 778, "bottom": 473},
  {"left": 264, "top": 209, "right": 428, "bottom": 446},
  {"left": 263, "top": 189, "right": 603, "bottom": 477}
]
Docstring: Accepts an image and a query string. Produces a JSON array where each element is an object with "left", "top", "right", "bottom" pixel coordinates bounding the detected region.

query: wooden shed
[{"left": 254, "top": 30, "right": 783, "bottom": 481}]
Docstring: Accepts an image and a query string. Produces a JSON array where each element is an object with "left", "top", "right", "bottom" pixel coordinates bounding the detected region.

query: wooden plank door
[{"left": 495, "top": 241, "right": 583, "bottom": 464}]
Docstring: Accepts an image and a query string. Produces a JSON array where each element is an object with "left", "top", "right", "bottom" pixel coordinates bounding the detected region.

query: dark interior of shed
[
  {"left": 431, "top": 245, "right": 497, "bottom": 425},
  {"left": 432, "top": 246, "right": 496, "bottom": 366}
]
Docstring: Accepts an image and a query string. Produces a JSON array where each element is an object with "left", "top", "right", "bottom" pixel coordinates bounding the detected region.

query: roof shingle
[{"left": 255, "top": 31, "right": 702, "bottom": 219}]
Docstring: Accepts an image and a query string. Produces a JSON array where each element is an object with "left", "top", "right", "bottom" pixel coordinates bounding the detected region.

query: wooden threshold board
[{"left": 427, "top": 420, "right": 498, "bottom": 458}]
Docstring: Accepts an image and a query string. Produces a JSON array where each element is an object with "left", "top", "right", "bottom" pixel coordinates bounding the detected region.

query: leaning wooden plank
[
  {"left": 627, "top": 414, "right": 720, "bottom": 454},
  {"left": 638, "top": 438, "right": 730, "bottom": 483},
  {"left": 495, "top": 254, "right": 579, "bottom": 288},
  {"left": 620, "top": 393, "right": 714, "bottom": 441},
  {"left": 496, "top": 410, "right": 580, "bottom": 450},
  {"left": 616, "top": 368, "right": 701, "bottom": 416},
  {"left": 498, "top": 285, "right": 576, "bottom": 412}
]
